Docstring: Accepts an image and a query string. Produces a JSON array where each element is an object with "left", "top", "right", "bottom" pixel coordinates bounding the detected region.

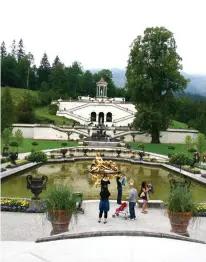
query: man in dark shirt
[{"left": 116, "top": 175, "right": 122, "bottom": 205}]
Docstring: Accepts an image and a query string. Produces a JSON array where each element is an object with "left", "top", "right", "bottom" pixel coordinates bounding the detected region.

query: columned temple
[
  {"left": 96, "top": 77, "right": 108, "bottom": 98},
  {"left": 55, "top": 78, "right": 136, "bottom": 127}
]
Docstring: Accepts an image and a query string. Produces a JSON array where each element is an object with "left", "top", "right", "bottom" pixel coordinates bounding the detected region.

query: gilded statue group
[{"left": 90, "top": 152, "right": 119, "bottom": 173}]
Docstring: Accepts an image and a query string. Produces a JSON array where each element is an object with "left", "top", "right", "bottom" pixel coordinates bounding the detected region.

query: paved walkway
[{"left": 1, "top": 202, "right": 206, "bottom": 242}]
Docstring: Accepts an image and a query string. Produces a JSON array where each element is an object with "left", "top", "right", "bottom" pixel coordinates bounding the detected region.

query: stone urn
[{"left": 26, "top": 175, "right": 48, "bottom": 200}]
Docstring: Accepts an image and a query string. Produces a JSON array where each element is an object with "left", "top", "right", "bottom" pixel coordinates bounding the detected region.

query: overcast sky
[{"left": 1, "top": 0, "right": 206, "bottom": 74}]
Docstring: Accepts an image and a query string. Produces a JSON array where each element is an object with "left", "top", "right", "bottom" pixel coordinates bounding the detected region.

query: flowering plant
[
  {"left": 0, "top": 198, "right": 45, "bottom": 213},
  {"left": 195, "top": 205, "right": 206, "bottom": 212}
]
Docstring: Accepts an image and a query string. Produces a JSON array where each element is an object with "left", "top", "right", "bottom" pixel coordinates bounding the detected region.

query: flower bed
[
  {"left": 5, "top": 160, "right": 29, "bottom": 169},
  {"left": 0, "top": 198, "right": 45, "bottom": 213},
  {"left": 182, "top": 165, "right": 201, "bottom": 174},
  {"left": 195, "top": 205, "right": 206, "bottom": 217}
]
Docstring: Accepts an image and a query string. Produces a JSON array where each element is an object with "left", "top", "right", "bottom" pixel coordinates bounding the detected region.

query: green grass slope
[
  {"left": 169, "top": 120, "right": 189, "bottom": 129},
  {"left": 35, "top": 107, "right": 73, "bottom": 125},
  {"left": 1, "top": 87, "right": 73, "bottom": 125},
  {"left": 1, "top": 87, "right": 40, "bottom": 105}
]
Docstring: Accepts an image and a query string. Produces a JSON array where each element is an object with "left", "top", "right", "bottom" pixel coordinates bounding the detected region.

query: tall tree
[
  {"left": 49, "top": 61, "right": 67, "bottom": 94},
  {"left": 17, "top": 39, "right": 25, "bottom": 62},
  {"left": 126, "top": 27, "right": 188, "bottom": 143},
  {"left": 1, "top": 55, "right": 20, "bottom": 87},
  {"left": 1, "top": 87, "right": 15, "bottom": 131},
  {"left": 52, "top": 55, "right": 61, "bottom": 67},
  {"left": 1, "top": 41, "right": 7, "bottom": 58},
  {"left": 17, "top": 92, "right": 35, "bottom": 123},
  {"left": 37, "top": 52, "right": 51, "bottom": 86},
  {"left": 11, "top": 40, "right": 17, "bottom": 60}
]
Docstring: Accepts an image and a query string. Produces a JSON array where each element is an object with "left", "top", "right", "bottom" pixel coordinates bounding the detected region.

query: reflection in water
[{"left": 1, "top": 161, "right": 206, "bottom": 202}]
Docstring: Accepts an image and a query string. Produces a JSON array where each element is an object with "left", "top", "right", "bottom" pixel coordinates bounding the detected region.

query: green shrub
[
  {"left": 48, "top": 104, "right": 58, "bottom": 115},
  {"left": 188, "top": 148, "right": 196, "bottom": 153},
  {"left": 28, "top": 151, "right": 47, "bottom": 163},
  {"left": 168, "top": 183, "right": 196, "bottom": 213},
  {"left": 138, "top": 143, "right": 145, "bottom": 150},
  {"left": 168, "top": 145, "right": 175, "bottom": 150},
  {"left": 169, "top": 153, "right": 192, "bottom": 166},
  {"left": 9, "top": 141, "right": 19, "bottom": 148},
  {"left": 43, "top": 185, "right": 78, "bottom": 212},
  {"left": 32, "top": 141, "right": 39, "bottom": 147}
]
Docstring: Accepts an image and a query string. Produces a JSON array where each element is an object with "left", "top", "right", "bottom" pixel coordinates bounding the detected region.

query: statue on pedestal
[{"left": 89, "top": 152, "right": 119, "bottom": 173}]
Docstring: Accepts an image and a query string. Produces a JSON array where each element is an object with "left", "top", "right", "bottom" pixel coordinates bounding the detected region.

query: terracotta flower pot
[
  {"left": 168, "top": 211, "right": 192, "bottom": 236},
  {"left": 49, "top": 210, "right": 72, "bottom": 235}
]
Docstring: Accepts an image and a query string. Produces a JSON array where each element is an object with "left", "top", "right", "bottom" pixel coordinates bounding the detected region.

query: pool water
[{"left": 1, "top": 161, "right": 206, "bottom": 202}]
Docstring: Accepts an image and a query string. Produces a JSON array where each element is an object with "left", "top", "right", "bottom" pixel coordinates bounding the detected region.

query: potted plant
[
  {"left": 44, "top": 185, "right": 78, "bottom": 235},
  {"left": 60, "top": 143, "right": 68, "bottom": 158},
  {"left": 167, "top": 179, "right": 196, "bottom": 237}
]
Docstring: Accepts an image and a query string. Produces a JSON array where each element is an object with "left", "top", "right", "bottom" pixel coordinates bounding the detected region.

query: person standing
[
  {"left": 128, "top": 182, "right": 137, "bottom": 220},
  {"left": 122, "top": 174, "right": 126, "bottom": 186},
  {"left": 101, "top": 174, "right": 110, "bottom": 188},
  {"left": 139, "top": 181, "right": 149, "bottom": 214},
  {"left": 116, "top": 175, "right": 122, "bottom": 205},
  {"left": 98, "top": 185, "right": 110, "bottom": 224}
]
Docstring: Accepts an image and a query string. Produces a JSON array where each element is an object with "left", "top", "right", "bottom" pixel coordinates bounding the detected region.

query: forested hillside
[{"left": 1, "top": 39, "right": 125, "bottom": 102}]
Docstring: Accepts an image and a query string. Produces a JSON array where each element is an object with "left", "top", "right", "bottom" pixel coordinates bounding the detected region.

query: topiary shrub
[
  {"left": 28, "top": 151, "right": 47, "bottom": 163},
  {"left": 83, "top": 149, "right": 88, "bottom": 156},
  {"left": 138, "top": 143, "right": 145, "bottom": 150},
  {"left": 61, "top": 142, "right": 67, "bottom": 147},
  {"left": 60, "top": 149, "right": 68, "bottom": 158},
  {"left": 169, "top": 153, "right": 193, "bottom": 172},
  {"left": 168, "top": 145, "right": 175, "bottom": 150}
]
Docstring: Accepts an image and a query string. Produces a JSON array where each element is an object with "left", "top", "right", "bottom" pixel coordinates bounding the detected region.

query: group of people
[{"left": 98, "top": 173, "right": 153, "bottom": 223}]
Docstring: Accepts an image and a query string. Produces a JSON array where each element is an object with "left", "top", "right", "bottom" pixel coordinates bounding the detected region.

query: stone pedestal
[{"left": 29, "top": 199, "right": 44, "bottom": 211}]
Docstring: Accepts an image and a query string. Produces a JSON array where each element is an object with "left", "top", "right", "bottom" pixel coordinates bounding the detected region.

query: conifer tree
[
  {"left": 17, "top": 39, "right": 25, "bottom": 62},
  {"left": 1, "top": 41, "right": 7, "bottom": 58}
]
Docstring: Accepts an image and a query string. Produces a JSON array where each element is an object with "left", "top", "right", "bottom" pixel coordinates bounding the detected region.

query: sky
[{"left": 1, "top": 0, "right": 206, "bottom": 74}]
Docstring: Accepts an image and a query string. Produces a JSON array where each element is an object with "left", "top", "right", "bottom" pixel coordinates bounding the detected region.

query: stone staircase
[
  {"left": 57, "top": 111, "right": 90, "bottom": 125},
  {"left": 113, "top": 114, "right": 134, "bottom": 123}
]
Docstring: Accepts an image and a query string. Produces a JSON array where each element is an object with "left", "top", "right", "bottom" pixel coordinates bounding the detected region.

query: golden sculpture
[{"left": 90, "top": 152, "right": 119, "bottom": 173}]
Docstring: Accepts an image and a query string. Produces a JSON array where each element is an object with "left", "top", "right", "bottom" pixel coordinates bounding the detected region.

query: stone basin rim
[{"left": 35, "top": 230, "right": 206, "bottom": 244}]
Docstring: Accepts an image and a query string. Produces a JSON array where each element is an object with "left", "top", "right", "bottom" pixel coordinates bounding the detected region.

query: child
[{"left": 122, "top": 175, "right": 126, "bottom": 186}]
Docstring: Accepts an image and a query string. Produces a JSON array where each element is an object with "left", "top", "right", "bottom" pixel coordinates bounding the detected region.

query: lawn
[
  {"left": 130, "top": 142, "right": 188, "bottom": 156},
  {"left": 35, "top": 107, "right": 73, "bottom": 125},
  {"left": 169, "top": 120, "right": 189, "bottom": 129},
  {"left": 1, "top": 139, "right": 78, "bottom": 153}
]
